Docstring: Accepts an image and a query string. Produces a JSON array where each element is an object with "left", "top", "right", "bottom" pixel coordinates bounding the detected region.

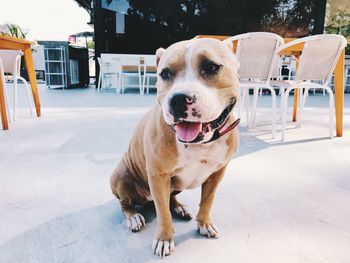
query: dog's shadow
[{"left": 0, "top": 200, "right": 200, "bottom": 263}]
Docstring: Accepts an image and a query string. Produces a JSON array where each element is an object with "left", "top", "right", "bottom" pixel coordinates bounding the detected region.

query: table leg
[
  {"left": 292, "top": 59, "right": 300, "bottom": 122},
  {"left": 0, "top": 73, "right": 9, "bottom": 130},
  {"left": 334, "top": 49, "right": 345, "bottom": 137},
  {"left": 292, "top": 89, "right": 298, "bottom": 122},
  {"left": 23, "top": 47, "right": 41, "bottom": 117}
]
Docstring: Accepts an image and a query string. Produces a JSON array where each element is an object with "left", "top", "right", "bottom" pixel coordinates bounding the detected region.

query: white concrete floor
[{"left": 1, "top": 84, "right": 350, "bottom": 263}]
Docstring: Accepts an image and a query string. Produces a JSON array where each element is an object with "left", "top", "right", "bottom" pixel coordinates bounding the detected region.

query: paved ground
[{"left": 0, "top": 85, "right": 350, "bottom": 263}]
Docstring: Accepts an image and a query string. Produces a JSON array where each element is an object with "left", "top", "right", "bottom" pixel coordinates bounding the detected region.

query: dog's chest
[{"left": 171, "top": 140, "right": 228, "bottom": 190}]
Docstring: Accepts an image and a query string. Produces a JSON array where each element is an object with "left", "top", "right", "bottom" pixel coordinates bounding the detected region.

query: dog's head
[{"left": 156, "top": 38, "right": 240, "bottom": 144}]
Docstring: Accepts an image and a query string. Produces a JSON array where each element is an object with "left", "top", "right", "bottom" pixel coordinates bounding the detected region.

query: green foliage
[
  {"left": 325, "top": 11, "right": 350, "bottom": 55},
  {"left": 87, "top": 40, "right": 95, "bottom": 49},
  {"left": 0, "top": 23, "right": 27, "bottom": 39}
]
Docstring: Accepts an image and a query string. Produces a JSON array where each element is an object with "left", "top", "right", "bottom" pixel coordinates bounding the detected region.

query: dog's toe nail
[
  {"left": 163, "top": 241, "right": 170, "bottom": 257},
  {"left": 170, "top": 240, "right": 175, "bottom": 252},
  {"left": 152, "top": 239, "right": 174, "bottom": 257},
  {"left": 127, "top": 213, "right": 145, "bottom": 232},
  {"left": 152, "top": 239, "right": 159, "bottom": 253},
  {"left": 174, "top": 205, "right": 193, "bottom": 220},
  {"left": 198, "top": 223, "right": 219, "bottom": 238}
]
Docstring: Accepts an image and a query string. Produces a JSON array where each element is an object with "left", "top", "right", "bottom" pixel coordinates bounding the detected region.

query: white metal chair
[
  {"left": 118, "top": 56, "right": 145, "bottom": 95},
  {"left": 345, "top": 63, "right": 350, "bottom": 93},
  {"left": 0, "top": 50, "right": 33, "bottom": 121},
  {"left": 97, "top": 57, "right": 121, "bottom": 93},
  {"left": 273, "top": 34, "right": 347, "bottom": 141},
  {"left": 224, "top": 32, "right": 284, "bottom": 138},
  {"left": 142, "top": 55, "right": 157, "bottom": 94}
]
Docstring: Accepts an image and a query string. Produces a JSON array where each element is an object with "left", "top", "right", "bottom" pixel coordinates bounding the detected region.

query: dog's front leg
[
  {"left": 196, "top": 166, "right": 226, "bottom": 238},
  {"left": 149, "top": 172, "right": 174, "bottom": 257}
]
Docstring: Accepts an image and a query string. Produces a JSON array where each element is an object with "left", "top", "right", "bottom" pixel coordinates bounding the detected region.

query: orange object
[{"left": 0, "top": 35, "right": 41, "bottom": 130}]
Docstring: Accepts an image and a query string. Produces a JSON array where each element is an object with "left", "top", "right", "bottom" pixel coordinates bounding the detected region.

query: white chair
[
  {"left": 142, "top": 55, "right": 157, "bottom": 94},
  {"left": 345, "top": 64, "right": 350, "bottom": 93},
  {"left": 118, "top": 56, "right": 145, "bottom": 95},
  {"left": 277, "top": 57, "right": 327, "bottom": 98},
  {"left": 0, "top": 50, "right": 33, "bottom": 121},
  {"left": 273, "top": 34, "right": 347, "bottom": 141},
  {"left": 224, "top": 32, "right": 284, "bottom": 138},
  {"left": 97, "top": 57, "right": 121, "bottom": 93}
]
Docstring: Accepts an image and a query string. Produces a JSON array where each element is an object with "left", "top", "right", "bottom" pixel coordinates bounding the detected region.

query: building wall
[{"left": 94, "top": 0, "right": 326, "bottom": 56}]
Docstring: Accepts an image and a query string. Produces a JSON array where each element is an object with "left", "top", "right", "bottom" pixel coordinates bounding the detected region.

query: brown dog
[{"left": 110, "top": 38, "right": 240, "bottom": 257}]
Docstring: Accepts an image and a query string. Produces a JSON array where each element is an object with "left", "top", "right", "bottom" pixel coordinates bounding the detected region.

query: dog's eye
[
  {"left": 159, "top": 68, "right": 174, "bottom": 81},
  {"left": 200, "top": 60, "right": 222, "bottom": 76}
]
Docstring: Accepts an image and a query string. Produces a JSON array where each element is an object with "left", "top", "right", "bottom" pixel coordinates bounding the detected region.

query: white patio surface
[{"left": 0, "top": 84, "right": 350, "bottom": 263}]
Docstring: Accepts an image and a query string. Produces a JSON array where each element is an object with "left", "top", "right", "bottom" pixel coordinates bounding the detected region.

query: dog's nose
[{"left": 168, "top": 93, "right": 195, "bottom": 121}]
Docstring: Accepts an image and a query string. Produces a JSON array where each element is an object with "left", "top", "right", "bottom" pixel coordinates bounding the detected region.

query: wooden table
[
  {"left": 0, "top": 35, "right": 41, "bottom": 130},
  {"left": 196, "top": 35, "right": 346, "bottom": 137}
]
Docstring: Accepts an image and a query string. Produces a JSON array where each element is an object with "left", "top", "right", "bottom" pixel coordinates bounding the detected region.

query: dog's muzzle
[{"left": 169, "top": 98, "right": 239, "bottom": 144}]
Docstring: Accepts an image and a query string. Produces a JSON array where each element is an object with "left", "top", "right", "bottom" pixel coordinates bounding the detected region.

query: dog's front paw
[
  {"left": 173, "top": 205, "right": 193, "bottom": 220},
  {"left": 152, "top": 239, "right": 175, "bottom": 257},
  {"left": 127, "top": 213, "right": 145, "bottom": 232},
  {"left": 197, "top": 222, "right": 219, "bottom": 238}
]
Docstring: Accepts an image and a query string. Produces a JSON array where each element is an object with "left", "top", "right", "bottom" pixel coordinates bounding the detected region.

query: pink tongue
[{"left": 175, "top": 122, "right": 202, "bottom": 142}]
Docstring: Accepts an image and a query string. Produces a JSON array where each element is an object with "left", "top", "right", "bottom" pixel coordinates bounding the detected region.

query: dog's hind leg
[
  {"left": 119, "top": 196, "right": 146, "bottom": 232},
  {"left": 170, "top": 191, "right": 193, "bottom": 220},
  {"left": 110, "top": 160, "right": 147, "bottom": 232}
]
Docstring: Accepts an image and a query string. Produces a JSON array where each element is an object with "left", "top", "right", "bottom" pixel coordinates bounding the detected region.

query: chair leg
[
  {"left": 238, "top": 87, "right": 245, "bottom": 120},
  {"left": 245, "top": 88, "right": 250, "bottom": 125},
  {"left": 121, "top": 75, "right": 125, "bottom": 93},
  {"left": 279, "top": 88, "right": 284, "bottom": 120},
  {"left": 13, "top": 78, "right": 18, "bottom": 121},
  {"left": 250, "top": 87, "right": 259, "bottom": 129},
  {"left": 143, "top": 74, "right": 147, "bottom": 95},
  {"left": 3, "top": 81, "right": 12, "bottom": 123},
  {"left": 324, "top": 86, "right": 334, "bottom": 138},
  {"left": 139, "top": 74, "right": 143, "bottom": 95},
  {"left": 97, "top": 72, "right": 102, "bottom": 92},
  {"left": 114, "top": 74, "right": 119, "bottom": 94},
  {"left": 269, "top": 87, "right": 277, "bottom": 139},
  {"left": 119, "top": 74, "right": 124, "bottom": 94},
  {"left": 296, "top": 88, "right": 303, "bottom": 128},
  {"left": 298, "top": 88, "right": 308, "bottom": 129},
  {"left": 20, "top": 77, "right": 34, "bottom": 115},
  {"left": 147, "top": 76, "right": 150, "bottom": 94},
  {"left": 281, "top": 87, "right": 293, "bottom": 141},
  {"left": 117, "top": 74, "right": 122, "bottom": 94}
]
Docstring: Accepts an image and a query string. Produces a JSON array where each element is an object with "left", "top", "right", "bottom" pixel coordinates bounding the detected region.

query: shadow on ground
[{"left": 0, "top": 200, "right": 202, "bottom": 263}]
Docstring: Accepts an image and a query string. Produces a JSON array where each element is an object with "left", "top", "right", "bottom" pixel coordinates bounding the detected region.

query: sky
[{"left": 0, "top": 0, "right": 92, "bottom": 41}]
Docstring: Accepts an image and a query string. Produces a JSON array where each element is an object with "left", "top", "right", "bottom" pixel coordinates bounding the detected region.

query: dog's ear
[
  {"left": 223, "top": 40, "right": 240, "bottom": 70},
  {"left": 223, "top": 40, "right": 233, "bottom": 52},
  {"left": 156, "top": 48, "right": 165, "bottom": 67}
]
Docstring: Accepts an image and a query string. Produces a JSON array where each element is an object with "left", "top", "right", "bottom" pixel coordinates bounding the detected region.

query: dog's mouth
[{"left": 172, "top": 98, "right": 236, "bottom": 144}]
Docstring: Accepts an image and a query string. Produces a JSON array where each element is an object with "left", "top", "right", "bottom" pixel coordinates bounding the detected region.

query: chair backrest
[
  {"left": 224, "top": 32, "right": 284, "bottom": 81},
  {"left": 142, "top": 55, "right": 157, "bottom": 67},
  {"left": 101, "top": 53, "right": 145, "bottom": 73},
  {"left": 101, "top": 54, "right": 143, "bottom": 66},
  {"left": 293, "top": 34, "right": 347, "bottom": 84},
  {"left": 97, "top": 57, "right": 122, "bottom": 73},
  {"left": 0, "top": 50, "right": 21, "bottom": 75},
  {"left": 271, "top": 56, "right": 283, "bottom": 79}
]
